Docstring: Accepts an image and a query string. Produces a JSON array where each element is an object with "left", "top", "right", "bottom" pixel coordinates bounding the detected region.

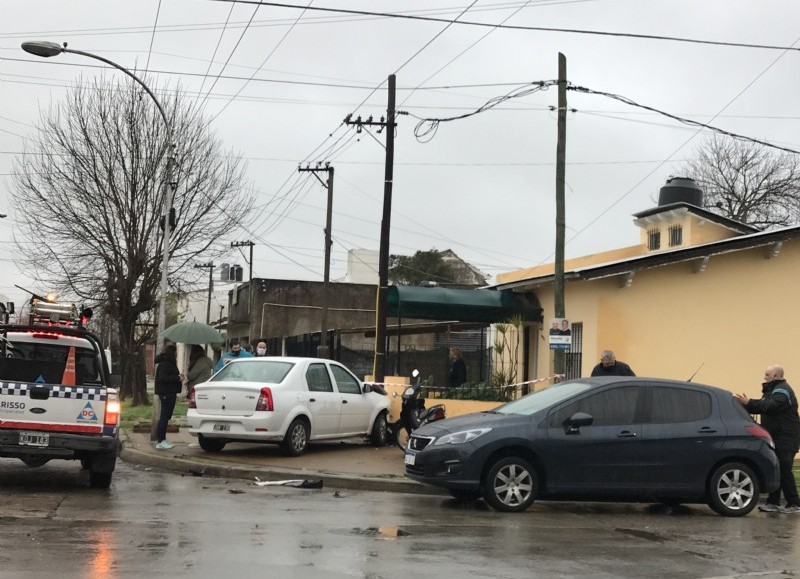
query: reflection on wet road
[{"left": 0, "top": 458, "right": 797, "bottom": 578}]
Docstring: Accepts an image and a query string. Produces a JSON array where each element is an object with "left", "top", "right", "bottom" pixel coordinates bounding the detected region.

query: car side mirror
[
  {"left": 365, "top": 383, "right": 387, "bottom": 396},
  {"left": 110, "top": 374, "right": 122, "bottom": 387},
  {"left": 563, "top": 411, "right": 593, "bottom": 434}
]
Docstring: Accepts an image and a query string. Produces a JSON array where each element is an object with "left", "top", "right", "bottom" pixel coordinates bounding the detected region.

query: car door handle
[
  {"left": 342, "top": 400, "right": 348, "bottom": 404},
  {"left": 697, "top": 427, "right": 717, "bottom": 434},
  {"left": 309, "top": 398, "right": 316, "bottom": 403},
  {"left": 617, "top": 431, "right": 638, "bottom": 438}
]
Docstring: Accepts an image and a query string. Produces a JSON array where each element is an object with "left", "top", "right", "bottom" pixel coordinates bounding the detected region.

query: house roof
[
  {"left": 632, "top": 202, "right": 759, "bottom": 234},
  {"left": 492, "top": 224, "right": 800, "bottom": 291}
]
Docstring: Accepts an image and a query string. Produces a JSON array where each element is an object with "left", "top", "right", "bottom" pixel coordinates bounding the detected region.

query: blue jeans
[{"left": 157, "top": 394, "right": 177, "bottom": 443}]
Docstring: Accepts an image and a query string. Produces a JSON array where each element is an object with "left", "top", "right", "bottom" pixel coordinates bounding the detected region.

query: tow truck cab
[{"left": 0, "top": 298, "right": 120, "bottom": 488}]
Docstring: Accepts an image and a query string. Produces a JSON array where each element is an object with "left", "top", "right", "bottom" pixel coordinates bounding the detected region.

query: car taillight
[
  {"left": 189, "top": 389, "right": 196, "bottom": 409},
  {"left": 255, "top": 387, "right": 273, "bottom": 412},
  {"left": 745, "top": 424, "right": 774, "bottom": 448},
  {"left": 104, "top": 391, "right": 121, "bottom": 426}
]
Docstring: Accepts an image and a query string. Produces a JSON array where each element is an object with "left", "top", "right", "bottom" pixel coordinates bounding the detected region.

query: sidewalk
[{"left": 119, "top": 426, "right": 444, "bottom": 495}]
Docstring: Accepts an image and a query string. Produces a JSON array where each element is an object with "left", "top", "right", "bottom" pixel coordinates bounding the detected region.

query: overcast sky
[{"left": 2, "top": 0, "right": 799, "bottom": 308}]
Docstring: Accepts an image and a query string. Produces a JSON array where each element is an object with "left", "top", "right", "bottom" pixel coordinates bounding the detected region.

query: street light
[{"left": 21, "top": 40, "right": 175, "bottom": 352}]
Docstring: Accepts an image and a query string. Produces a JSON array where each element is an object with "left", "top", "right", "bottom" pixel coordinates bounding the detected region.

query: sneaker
[
  {"left": 758, "top": 503, "right": 780, "bottom": 512},
  {"left": 778, "top": 505, "right": 800, "bottom": 514},
  {"left": 155, "top": 440, "right": 174, "bottom": 450}
]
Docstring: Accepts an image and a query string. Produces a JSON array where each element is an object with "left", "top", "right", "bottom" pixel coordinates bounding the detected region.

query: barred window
[
  {"left": 647, "top": 228, "right": 661, "bottom": 250},
  {"left": 668, "top": 224, "right": 683, "bottom": 247}
]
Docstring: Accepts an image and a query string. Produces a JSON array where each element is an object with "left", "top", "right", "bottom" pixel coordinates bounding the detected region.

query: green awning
[{"left": 387, "top": 286, "right": 541, "bottom": 323}]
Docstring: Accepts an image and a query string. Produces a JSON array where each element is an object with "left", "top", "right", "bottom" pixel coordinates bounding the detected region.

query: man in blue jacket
[
  {"left": 215, "top": 338, "right": 253, "bottom": 372},
  {"left": 736, "top": 365, "right": 800, "bottom": 514}
]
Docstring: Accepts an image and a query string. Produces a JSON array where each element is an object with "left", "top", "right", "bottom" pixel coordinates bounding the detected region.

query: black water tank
[{"left": 658, "top": 176, "right": 703, "bottom": 207}]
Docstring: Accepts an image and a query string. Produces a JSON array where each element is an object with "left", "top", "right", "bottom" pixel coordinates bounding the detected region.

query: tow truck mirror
[
  {"left": 110, "top": 374, "right": 122, "bottom": 387},
  {"left": 6, "top": 302, "right": 14, "bottom": 314}
]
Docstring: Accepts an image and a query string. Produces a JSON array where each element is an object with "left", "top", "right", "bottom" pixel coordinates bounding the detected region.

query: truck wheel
[{"left": 89, "top": 471, "right": 113, "bottom": 489}]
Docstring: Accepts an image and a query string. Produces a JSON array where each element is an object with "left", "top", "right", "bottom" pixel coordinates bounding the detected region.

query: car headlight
[{"left": 434, "top": 428, "right": 492, "bottom": 446}]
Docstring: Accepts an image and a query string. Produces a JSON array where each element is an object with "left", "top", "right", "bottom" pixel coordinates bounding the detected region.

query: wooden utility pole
[
  {"left": 298, "top": 163, "right": 334, "bottom": 358},
  {"left": 554, "top": 53, "right": 567, "bottom": 375},
  {"left": 343, "top": 74, "right": 396, "bottom": 382}
]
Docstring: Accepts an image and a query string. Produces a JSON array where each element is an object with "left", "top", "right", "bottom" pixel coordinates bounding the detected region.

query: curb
[{"left": 119, "top": 440, "right": 446, "bottom": 496}]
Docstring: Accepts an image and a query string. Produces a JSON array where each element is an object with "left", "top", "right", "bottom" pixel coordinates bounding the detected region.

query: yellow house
[{"left": 494, "top": 177, "right": 800, "bottom": 398}]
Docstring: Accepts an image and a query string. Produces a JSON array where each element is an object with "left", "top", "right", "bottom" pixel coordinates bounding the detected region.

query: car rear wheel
[
  {"left": 198, "top": 435, "right": 226, "bottom": 453},
  {"left": 707, "top": 462, "right": 759, "bottom": 517},
  {"left": 369, "top": 412, "right": 388, "bottom": 447},
  {"left": 482, "top": 456, "right": 537, "bottom": 513},
  {"left": 281, "top": 418, "right": 309, "bottom": 456}
]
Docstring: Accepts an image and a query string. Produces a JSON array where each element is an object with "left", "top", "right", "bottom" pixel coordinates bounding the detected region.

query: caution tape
[{"left": 364, "top": 374, "right": 566, "bottom": 390}]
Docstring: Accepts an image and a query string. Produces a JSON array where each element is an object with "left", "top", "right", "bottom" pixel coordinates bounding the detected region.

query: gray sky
[{"left": 2, "top": 0, "right": 799, "bottom": 308}]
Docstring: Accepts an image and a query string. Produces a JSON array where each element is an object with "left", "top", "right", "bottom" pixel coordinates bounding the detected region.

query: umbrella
[{"left": 163, "top": 321, "right": 225, "bottom": 344}]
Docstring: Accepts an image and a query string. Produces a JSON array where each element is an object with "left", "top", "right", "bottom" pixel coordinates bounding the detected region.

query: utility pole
[
  {"left": 298, "top": 163, "right": 334, "bottom": 359},
  {"left": 554, "top": 53, "right": 567, "bottom": 375},
  {"left": 344, "top": 74, "right": 396, "bottom": 382},
  {"left": 231, "top": 241, "right": 255, "bottom": 341},
  {"left": 194, "top": 262, "right": 214, "bottom": 325}
]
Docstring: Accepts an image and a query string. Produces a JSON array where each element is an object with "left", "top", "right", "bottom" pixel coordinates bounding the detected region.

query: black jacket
[
  {"left": 154, "top": 353, "right": 182, "bottom": 395},
  {"left": 449, "top": 359, "right": 467, "bottom": 388},
  {"left": 746, "top": 379, "right": 800, "bottom": 448},
  {"left": 590, "top": 360, "right": 635, "bottom": 377}
]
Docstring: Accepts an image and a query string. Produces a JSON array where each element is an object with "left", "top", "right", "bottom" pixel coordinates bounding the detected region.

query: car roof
[
  {"left": 574, "top": 375, "right": 727, "bottom": 395},
  {"left": 227, "top": 356, "right": 339, "bottom": 363}
]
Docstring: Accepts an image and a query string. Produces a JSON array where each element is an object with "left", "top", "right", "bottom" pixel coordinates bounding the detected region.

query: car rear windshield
[
  {"left": 211, "top": 360, "right": 294, "bottom": 384},
  {"left": 495, "top": 380, "right": 595, "bottom": 416}
]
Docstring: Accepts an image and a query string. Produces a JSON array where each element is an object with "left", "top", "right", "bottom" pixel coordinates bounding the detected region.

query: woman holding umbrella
[{"left": 185, "top": 345, "right": 214, "bottom": 399}]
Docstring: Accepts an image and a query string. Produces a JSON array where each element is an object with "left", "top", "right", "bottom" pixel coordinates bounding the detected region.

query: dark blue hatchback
[{"left": 404, "top": 377, "right": 780, "bottom": 516}]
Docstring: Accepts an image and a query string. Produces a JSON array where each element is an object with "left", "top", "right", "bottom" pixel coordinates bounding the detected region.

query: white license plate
[
  {"left": 19, "top": 432, "right": 50, "bottom": 447},
  {"left": 404, "top": 452, "right": 415, "bottom": 466},
  {"left": 213, "top": 423, "right": 230, "bottom": 432}
]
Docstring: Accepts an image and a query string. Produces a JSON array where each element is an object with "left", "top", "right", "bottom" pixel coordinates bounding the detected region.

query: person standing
[
  {"left": 735, "top": 365, "right": 800, "bottom": 514},
  {"left": 254, "top": 341, "right": 268, "bottom": 357},
  {"left": 185, "top": 345, "right": 214, "bottom": 399},
  {"left": 448, "top": 347, "right": 467, "bottom": 388},
  {"left": 154, "top": 343, "right": 182, "bottom": 450},
  {"left": 590, "top": 350, "right": 635, "bottom": 377},
  {"left": 215, "top": 338, "right": 253, "bottom": 372}
]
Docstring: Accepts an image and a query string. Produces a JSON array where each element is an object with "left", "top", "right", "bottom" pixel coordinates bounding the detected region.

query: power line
[
  {"left": 144, "top": 0, "right": 162, "bottom": 74},
  {"left": 207, "top": 0, "right": 800, "bottom": 53},
  {"left": 197, "top": 0, "right": 237, "bottom": 97}
]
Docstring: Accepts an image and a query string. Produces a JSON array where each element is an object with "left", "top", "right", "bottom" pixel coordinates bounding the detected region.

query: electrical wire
[
  {"left": 197, "top": 0, "right": 237, "bottom": 97},
  {"left": 144, "top": 0, "right": 162, "bottom": 74}
]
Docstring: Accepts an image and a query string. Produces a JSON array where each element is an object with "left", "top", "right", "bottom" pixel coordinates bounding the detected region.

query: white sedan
[{"left": 187, "top": 357, "right": 390, "bottom": 456}]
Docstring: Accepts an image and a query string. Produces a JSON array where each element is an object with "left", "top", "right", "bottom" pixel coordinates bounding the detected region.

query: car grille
[{"left": 408, "top": 434, "right": 433, "bottom": 452}]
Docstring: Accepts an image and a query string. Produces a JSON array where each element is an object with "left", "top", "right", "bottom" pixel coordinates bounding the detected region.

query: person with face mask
[
  {"left": 215, "top": 338, "right": 253, "bottom": 372},
  {"left": 254, "top": 341, "right": 268, "bottom": 357}
]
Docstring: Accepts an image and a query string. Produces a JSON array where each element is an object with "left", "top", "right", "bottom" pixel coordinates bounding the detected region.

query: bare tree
[
  {"left": 678, "top": 135, "right": 800, "bottom": 229},
  {"left": 12, "top": 76, "right": 253, "bottom": 404}
]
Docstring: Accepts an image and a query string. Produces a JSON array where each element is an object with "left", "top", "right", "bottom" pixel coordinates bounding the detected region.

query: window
[
  {"left": 648, "top": 387, "right": 711, "bottom": 423},
  {"left": 647, "top": 228, "right": 661, "bottom": 250},
  {"left": 330, "top": 364, "right": 362, "bottom": 394},
  {"left": 668, "top": 224, "right": 683, "bottom": 247},
  {"left": 306, "top": 363, "right": 333, "bottom": 392},
  {"left": 548, "top": 386, "right": 639, "bottom": 427}
]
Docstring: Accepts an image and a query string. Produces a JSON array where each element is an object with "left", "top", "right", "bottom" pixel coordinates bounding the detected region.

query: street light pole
[{"left": 21, "top": 41, "right": 176, "bottom": 353}]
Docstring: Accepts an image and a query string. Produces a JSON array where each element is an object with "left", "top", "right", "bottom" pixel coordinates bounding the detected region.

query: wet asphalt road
[{"left": 0, "top": 458, "right": 798, "bottom": 579}]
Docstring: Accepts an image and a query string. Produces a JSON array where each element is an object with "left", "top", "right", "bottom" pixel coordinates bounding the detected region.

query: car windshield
[
  {"left": 211, "top": 360, "right": 293, "bottom": 383},
  {"left": 495, "top": 380, "right": 595, "bottom": 416}
]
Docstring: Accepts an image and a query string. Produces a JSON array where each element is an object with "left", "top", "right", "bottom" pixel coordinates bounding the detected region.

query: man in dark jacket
[
  {"left": 736, "top": 365, "right": 800, "bottom": 514},
  {"left": 590, "top": 350, "right": 635, "bottom": 377}
]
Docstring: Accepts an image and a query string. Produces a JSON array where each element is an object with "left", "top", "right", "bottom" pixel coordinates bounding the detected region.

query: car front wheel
[
  {"left": 281, "top": 418, "right": 309, "bottom": 456},
  {"left": 369, "top": 412, "right": 388, "bottom": 447},
  {"left": 707, "top": 462, "right": 759, "bottom": 517},
  {"left": 482, "top": 456, "right": 537, "bottom": 513}
]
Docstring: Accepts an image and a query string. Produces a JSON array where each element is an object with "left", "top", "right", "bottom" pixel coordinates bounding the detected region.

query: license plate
[
  {"left": 213, "top": 423, "right": 230, "bottom": 432},
  {"left": 19, "top": 432, "right": 50, "bottom": 447},
  {"left": 404, "top": 452, "right": 415, "bottom": 466}
]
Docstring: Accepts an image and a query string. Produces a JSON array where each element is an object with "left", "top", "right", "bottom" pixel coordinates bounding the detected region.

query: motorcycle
[{"left": 389, "top": 369, "right": 447, "bottom": 450}]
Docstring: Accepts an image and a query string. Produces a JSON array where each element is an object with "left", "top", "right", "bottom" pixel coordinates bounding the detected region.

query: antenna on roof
[{"left": 687, "top": 362, "right": 704, "bottom": 382}]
